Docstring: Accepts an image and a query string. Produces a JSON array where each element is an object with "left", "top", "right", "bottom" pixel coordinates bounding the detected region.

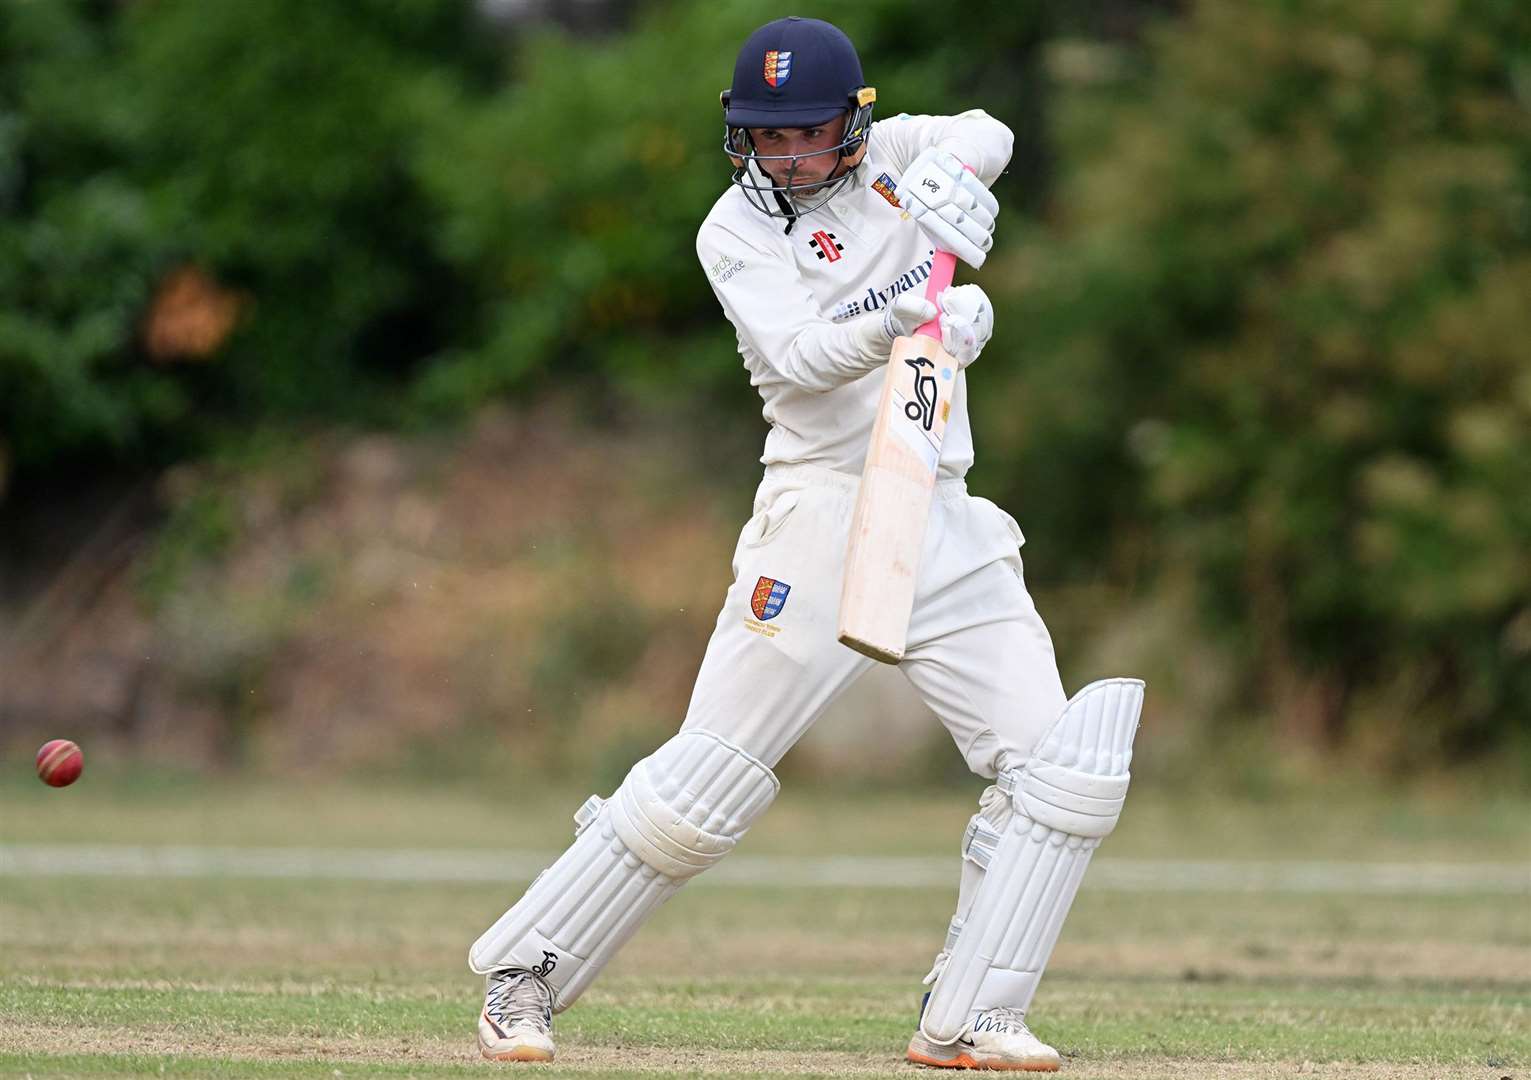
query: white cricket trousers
[{"left": 681, "top": 463, "right": 1067, "bottom": 777}]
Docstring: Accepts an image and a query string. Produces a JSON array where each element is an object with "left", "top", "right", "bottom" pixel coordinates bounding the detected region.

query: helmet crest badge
[{"left": 763, "top": 50, "right": 792, "bottom": 87}]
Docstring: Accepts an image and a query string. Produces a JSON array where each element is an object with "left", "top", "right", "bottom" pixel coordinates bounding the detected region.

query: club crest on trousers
[{"left": 751, "top": 576, "right": 791, "bottom": 621}]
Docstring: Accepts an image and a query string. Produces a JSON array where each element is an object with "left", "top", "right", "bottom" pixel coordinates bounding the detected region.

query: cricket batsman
[{"left": 469, "top": 16, "right": 1144, "bottom": 1070}]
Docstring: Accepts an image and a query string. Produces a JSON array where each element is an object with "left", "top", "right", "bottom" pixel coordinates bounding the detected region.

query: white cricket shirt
[{"left": 696, "top": 110, "right": 1014, "bottom": 480}]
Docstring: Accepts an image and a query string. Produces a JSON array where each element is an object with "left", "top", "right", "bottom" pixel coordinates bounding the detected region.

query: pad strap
[{"left": 1016, "top": 763, "right": 1131, "bottom": 838}]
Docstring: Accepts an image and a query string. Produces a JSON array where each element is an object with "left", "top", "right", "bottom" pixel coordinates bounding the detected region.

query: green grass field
[{"left": 2, "top": 772, "right": 1527, "bottom": 1078}]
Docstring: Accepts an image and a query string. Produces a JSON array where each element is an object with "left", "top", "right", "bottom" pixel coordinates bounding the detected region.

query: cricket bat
[{"left": 837, "top": 246, "right": 959, "bottom": 663}]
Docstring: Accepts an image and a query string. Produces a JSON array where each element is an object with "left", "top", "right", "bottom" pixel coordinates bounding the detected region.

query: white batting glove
[
  {"left": 898, "top": 148, "right": 999, "bottom": 269},
  {"left": 881, "top": 290, "right": 938, "bottom": 341},
  {"left": 937, "top": 284, "right": 993, "bottom": 367}
]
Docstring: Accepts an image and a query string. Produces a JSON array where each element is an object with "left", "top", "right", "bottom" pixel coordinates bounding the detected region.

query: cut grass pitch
[{"left": 2, "top": 776, "right": 1527, "bottom": 1077}]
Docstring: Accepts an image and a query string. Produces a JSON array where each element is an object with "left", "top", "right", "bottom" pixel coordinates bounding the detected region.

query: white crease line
[{"left": 0, "top": 846, "right": 1526, "bottom": 895}]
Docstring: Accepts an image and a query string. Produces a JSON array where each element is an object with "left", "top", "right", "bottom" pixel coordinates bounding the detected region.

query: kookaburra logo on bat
[
  {"left": 531, "top": 951, "right": 558, "bottom": 978},
  {"left": 903, "top": 356, "right": 939, "bottom": 431}
]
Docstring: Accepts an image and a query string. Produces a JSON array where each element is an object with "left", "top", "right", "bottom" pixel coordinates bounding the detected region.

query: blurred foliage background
[{"left": 1, "top": 0, "right": 1528, "bottom": 788}]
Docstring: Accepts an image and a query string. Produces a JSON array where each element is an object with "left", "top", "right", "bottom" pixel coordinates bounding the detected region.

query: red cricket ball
[{"left": 36, "top": 739, "right": 84, "bottom": 787}]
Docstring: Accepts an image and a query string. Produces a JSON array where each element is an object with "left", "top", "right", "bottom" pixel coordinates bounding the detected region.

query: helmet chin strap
[
  {"left": 777, "top": 157, "right": 805, "bottom": 234},
  {"left": 773, "top": 189, "right": 799, "bottom": 233}
]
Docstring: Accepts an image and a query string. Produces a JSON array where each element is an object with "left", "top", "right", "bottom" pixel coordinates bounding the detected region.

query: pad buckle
[
  {"left": 961, "top": 816, "right": 1002, "bottom": 870},
  {"left": 573, "top": 794, "right": 605, "bottom": 837},
  {"left": 996, "top": 768, "right": 1020, "bottom": 799}
]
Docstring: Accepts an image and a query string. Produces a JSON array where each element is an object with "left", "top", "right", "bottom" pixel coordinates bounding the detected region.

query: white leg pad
[
  {"left": 468, "top": 729, "right": 778, "bottom": 1010},
  {"left": 920, "top": 677, "right": 1144, "bottom": 1042}
]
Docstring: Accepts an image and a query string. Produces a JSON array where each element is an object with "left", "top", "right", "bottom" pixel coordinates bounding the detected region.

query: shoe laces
[
  {"left": 485, "top": 969, "right": 552, "bottom": 1031},
  {"left": 971, "top": 1006, "right": 1030, "bottom": 1036}
]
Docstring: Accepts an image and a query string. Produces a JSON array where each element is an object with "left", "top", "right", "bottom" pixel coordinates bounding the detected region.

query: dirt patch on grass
[
  {"left": 0, "top": 1025, "right": 1510, "bottom": 1079},
  {"left": 1053, "top": 1067, "right": 1507, "bottom": 1080},
  {"left": 0, "top": 1023, "right": 474, "bottom": 1067},
  {"left": 489, "top": 1048, "right": 1515, "bottom": 1078}
]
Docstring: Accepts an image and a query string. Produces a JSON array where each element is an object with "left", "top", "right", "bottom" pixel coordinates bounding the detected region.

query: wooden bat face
[{"left": 838, "top": 329, "right": 959, "bottom": 664}]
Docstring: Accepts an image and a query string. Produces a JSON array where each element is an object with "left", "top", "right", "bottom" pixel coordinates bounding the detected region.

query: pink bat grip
[{"left": 913, "top": 250, "right": 956, "bottom": 342}]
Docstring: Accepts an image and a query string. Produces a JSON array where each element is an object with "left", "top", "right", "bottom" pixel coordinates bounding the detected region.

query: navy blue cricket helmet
[{"left": 720, "top": 16, "right": 876, "bottom": 226}]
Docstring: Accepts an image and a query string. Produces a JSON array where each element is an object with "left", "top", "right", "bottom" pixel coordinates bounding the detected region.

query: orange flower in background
[{"left": 141, "top": 265, "right": 244, "bottom": 363}]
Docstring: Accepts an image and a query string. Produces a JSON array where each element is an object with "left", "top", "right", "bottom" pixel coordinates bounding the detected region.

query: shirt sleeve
[
  {"left": 872, "top": 109, "right": 1014, "bottom": 188},
  {"left": 696, "top": 218, "right": 891, "bottom": 394}
]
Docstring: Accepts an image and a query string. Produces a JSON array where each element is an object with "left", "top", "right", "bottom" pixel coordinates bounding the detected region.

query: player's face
[{"left": 748, "top": 118, "right": 849, "bottom": 192}]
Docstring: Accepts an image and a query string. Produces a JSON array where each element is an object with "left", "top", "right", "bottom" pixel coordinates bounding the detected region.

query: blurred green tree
[
  {"left": 0, "top": 2, "right": 182, "bottom": 471},
  {"left": 0, "top": 0, "right": 490, "bottom": 479},
  {"left": 990, "top": 0, "right": 1531, "bottom": 761}
]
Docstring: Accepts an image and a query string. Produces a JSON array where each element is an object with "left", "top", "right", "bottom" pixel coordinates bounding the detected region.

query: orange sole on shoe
[
  {"left": 906, "top": 1048, "right": 1058, "bottom": 1071},
  {"left": 479, "top": 1042, "right": 554, "bottom": 1063}
]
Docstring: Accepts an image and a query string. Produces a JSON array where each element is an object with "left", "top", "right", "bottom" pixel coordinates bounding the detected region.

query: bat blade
[{"left": 837, "top": 331, "right": 958, "bottom": 663}]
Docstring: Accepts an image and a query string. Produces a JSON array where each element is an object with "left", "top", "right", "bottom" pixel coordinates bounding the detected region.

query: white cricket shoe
[
  {"left": 907, "top": 1006, "right": 1061, "bottom": 1071},
  {"left": 478, "top": 967, "right": 556, "bottom": 1062}
]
